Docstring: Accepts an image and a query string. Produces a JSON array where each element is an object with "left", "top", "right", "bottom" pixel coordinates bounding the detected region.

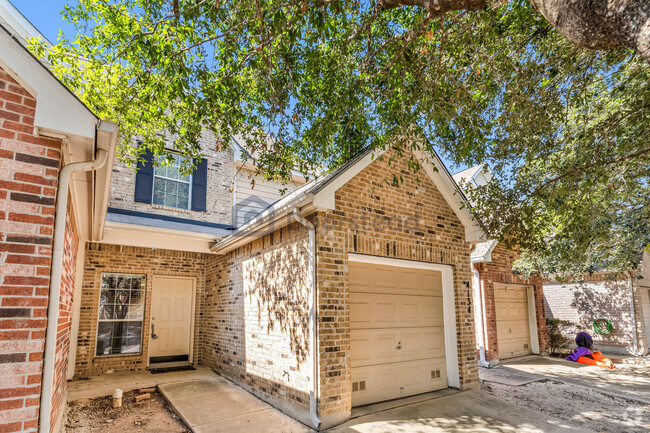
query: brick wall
[
  {"left": 202, "top": 223, "right": 312, "bottom": 413},
  {"left": 50, "top": 199, "right": 79, "bottom": 431},
  {"left": 203, "top": 149, "right": 479, "bottom": 425},
  {"left": 0, "top": 65, "right": 62, "bottom": 432},
  {"left": 544, "top": 272, "right": 648, "bottom": 355},
  {"left": 108, "top": 133, "right": 234, "bottom": 225},
  {"left": 473, "top": 243, "right": 549, "bottom": 362},
  {"left": 74, "top": 243, "right": 207, "bottom": 377},
  {"left": 315, "top": 150, "right": 478, "bottom": 419}
]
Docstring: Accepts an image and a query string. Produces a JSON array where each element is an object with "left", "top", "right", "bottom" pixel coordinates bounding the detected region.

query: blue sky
[{"left": 13, "top": 0, "right": 73, "bottom": 42}]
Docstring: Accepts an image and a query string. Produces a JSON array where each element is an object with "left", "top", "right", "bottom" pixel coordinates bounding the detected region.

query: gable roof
[
  {"left": 452, "top": 163, "right": 484, "bottom": 185},
  {"left": 211, "top": 146, "right": 486, "bottom": 254},
  {"left": 0, "top": 4, "right": 118, "bottom": 242},
  {"left": 471, "top": 239, "right": 498, "bottom": 262}
]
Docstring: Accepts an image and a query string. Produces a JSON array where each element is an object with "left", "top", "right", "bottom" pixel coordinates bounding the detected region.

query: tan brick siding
[
  {"left": 315, "top": 150, "right": 478, "bottom": 417},
  {"left": 74, "top": 243, "right": 207, "bottom": 377},
  {"left": 203, "top": 149, "right": 480, "bottom": 424},
  {"left": 108, "top": 133, "right": 235, "bottom": 225},
  {"left": 202, "top": 223, "right": 312, "bottom": 410},
  {"left": 473, "top": 244, "right": 549, "bottom": 362},
  {"left": 0, "top": 65, "right": 63, "bottom": 433}
]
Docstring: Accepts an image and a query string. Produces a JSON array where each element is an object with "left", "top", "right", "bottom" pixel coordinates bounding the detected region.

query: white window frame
[
  {"left": 95, "top": 273, "right": 147, "bottom": 357},
  {"left": 152, "top": 153, "right": 192, "bottom": 210}
]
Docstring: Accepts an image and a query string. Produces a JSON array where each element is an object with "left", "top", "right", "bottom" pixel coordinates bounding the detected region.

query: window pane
[
  {"left": 178, "top": 183, "right": 190, "bottom": 209},
  {"left": 95, "top": 321, "right": 143, "bottom": 356},
  {"left": 97, "top": 273, "right": 145, "bottom": 356}
]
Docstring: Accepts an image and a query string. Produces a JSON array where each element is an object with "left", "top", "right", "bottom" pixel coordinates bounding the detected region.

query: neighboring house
[
  {"left": 453, "top": 164, "right": 550, "bottom": 366},
  {"left": 0, "top": 3, "right": 119, "bottom": 432},
  {"left": 544, "top": 251, "right": 650, "bottom": 356}
]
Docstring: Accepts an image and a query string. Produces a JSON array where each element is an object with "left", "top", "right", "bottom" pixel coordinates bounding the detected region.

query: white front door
[
  {"left": 349, "top": 260, "right": 447, "bottom": 407},
  {"left": 149, "top": 276, "right": 194, "bottom": 363}
]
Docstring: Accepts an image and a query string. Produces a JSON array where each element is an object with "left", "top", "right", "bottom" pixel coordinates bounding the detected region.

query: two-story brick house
[{"left": 2, "top": 3, "right": 489, "bottom": 431}]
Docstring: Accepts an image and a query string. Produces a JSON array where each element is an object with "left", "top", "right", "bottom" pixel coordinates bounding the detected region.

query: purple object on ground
[{"left": 566, "top": 347, "right": 592, "bottom": 362}]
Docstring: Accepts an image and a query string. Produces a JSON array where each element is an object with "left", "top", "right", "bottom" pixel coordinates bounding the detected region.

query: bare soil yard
[
  {"left": 482, "top": 379, "right": 650, "bottom": 433},
  {"left": 65, "top": 389, "right": 189, "bottom": 433}
]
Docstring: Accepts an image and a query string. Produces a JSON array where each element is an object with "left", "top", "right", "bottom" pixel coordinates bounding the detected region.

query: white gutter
[
  {"left": 291, "top": 209, "right": 321, "bottom": 429},
  {"left": 628, "top": 274, "right": 644, "bottom": 356},
  {"left": 40, "top": 147, "right": 108, "bottom": 433},
  {"left": 472, "top": 265, "right": 490, "bottom": 368}
]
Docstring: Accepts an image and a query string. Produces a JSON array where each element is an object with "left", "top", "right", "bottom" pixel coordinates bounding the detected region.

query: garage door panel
[
  {"left": 351, "top": 327, "right": 445, "bottom": 367},
  {"left": 349, "top": 259, "right": 448, "bottom": 407},
  {"left": 349, "top": 262, "right": 442, "bottom": 297},
  {"left": 351, "top": 358, "right": 447, "bottom": 407},
  {"left": 494, "top": 283, "right": 532, "bottom": 360},
  {"left": 350, "top": 293, "right": 443, "bottom": 329}
]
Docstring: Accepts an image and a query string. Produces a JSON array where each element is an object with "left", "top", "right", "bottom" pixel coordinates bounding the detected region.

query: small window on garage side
[
  {"left": 96, "top": 273, "right": 146, "bottom": 357},
  {"left": 152, "top": 153, "right": 191, "bottom": 209}
]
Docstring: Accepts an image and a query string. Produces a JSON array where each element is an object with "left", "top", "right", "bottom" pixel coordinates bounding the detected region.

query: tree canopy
[{"left": 31, "top": 0, "right": 649, "bottom": 278}]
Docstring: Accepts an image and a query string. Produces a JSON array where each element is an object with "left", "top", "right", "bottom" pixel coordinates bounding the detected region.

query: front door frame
[
  {"left": 149, "top": 275, "right": 197, "bottom": 365},
  {"left": 347, "top": 253, "right": 460, "bottom": 389}
]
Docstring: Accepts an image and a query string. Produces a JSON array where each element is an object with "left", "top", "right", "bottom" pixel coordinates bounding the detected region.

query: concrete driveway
[
  {"left": 159, "top": 371, "right": 584, "bottom": 433},
  {"left": 327, "top": 390, "right": 585, "bottom": 433},
  {"left": 499, "top": 356, "right": 650, "bottom": 404}
]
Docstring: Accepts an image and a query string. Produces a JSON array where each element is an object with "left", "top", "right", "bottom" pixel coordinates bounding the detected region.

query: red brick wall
[
  {"left": 0, "top": 66, "right": 62, "bottom": 432},
  {"left": 50, "top": 200, "right": 78, "bottom": 431},
  {"left": 473, "top": 243, "right": 549, "bottom": 362}
]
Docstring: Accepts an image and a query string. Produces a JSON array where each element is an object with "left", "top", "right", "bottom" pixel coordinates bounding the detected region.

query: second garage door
[
  {"left": 349, "top": 260, "right": 447, "bottom": 407},
  {"left": 494, "top": 283, "right": 532, "bottom": 359}
]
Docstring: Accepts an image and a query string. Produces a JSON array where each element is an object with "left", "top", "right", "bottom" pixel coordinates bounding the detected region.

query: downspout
[
  {"left": 40, "top": 147, "right": 108, "bottom": 433},
  {"left": 472, "top": 265, "right": 490, "bottom": 368},
  {"left": 627, "top": 273, "right": 643, "bottom": 356},
  {"left": 292, "top": 209, "right": 321, "bottom": 429}
]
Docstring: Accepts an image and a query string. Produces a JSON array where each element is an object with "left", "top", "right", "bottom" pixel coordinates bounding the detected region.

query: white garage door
[
  {"left": 494, "top": 283, "right": 532, "bottom": 359},
  {"left": 349, "top": 260, "right": 447, "bottom": 407}
]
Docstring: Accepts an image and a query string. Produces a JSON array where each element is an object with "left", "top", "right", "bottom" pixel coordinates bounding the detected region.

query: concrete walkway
[
  {"left": 500, "top": 356, "right": 650, "bottom": 404},
  {"left": 67, "top": 366, "right": 218, "bottom": 401},
  {"left": 328, "top": 390, "right": 586, "bottom": 433},
  {"left": 158, "top": 374, "right": 311, "bottom": 433}
]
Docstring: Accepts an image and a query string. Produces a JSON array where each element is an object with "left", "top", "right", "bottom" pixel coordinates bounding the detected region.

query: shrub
[{"left": 546, "top": 318, "right": 578, "bottom": 355}]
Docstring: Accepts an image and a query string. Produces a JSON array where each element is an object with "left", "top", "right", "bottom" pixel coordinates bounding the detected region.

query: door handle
[
  {"left": 397, "top": 341, "right": 402, "bottom": 350},
  {"left": 151, "top": 323, "right": 158, "bottom": 340}
]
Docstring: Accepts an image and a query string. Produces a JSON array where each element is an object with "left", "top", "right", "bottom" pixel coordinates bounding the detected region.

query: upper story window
[
  {"left": 152, "top": 154, "right": 191, "bottom": 209},
  {"left": 134, "top": 143, "right": 208, "bottom": 213}
]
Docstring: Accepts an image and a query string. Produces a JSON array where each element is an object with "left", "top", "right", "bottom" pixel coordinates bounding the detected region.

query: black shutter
[
  {"left": 191, "top": 157, "right": 207, "bottom": 212},
  {"left": 134, "top": 143, "right": 154, "bottom": 204}
]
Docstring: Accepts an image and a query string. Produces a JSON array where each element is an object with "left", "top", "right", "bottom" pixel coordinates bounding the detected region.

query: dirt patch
[
  {"left": 605, "top": 362, "right": 650, "bottom": 377},
  {"left": 482, "top": 380, "right": 650, "bottom": 433},
  {"left": 65, "top": 389, "right": 189, "bottom": 432}
]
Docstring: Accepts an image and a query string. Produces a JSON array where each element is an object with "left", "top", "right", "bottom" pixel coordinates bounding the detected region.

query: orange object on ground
[{"left": 576, "top": 350, "right": 616, "bottom": 369}]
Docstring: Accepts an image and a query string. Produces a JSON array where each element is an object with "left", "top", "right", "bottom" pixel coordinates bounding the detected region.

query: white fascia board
[
  {"left": 415, "top": 150, "right": 485, "bottom": 243},
  {"left": 93, "top": 121, "right": 119, "bottom": 241},
  {"left": 0, "top": 0, "right": 51, "bottom": 46},
  {"left": 103, "top": 221, "right": 220, "bottom": 254},
  {"left": 0, "top": 26, "right": 97, "bottom": 139}
]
